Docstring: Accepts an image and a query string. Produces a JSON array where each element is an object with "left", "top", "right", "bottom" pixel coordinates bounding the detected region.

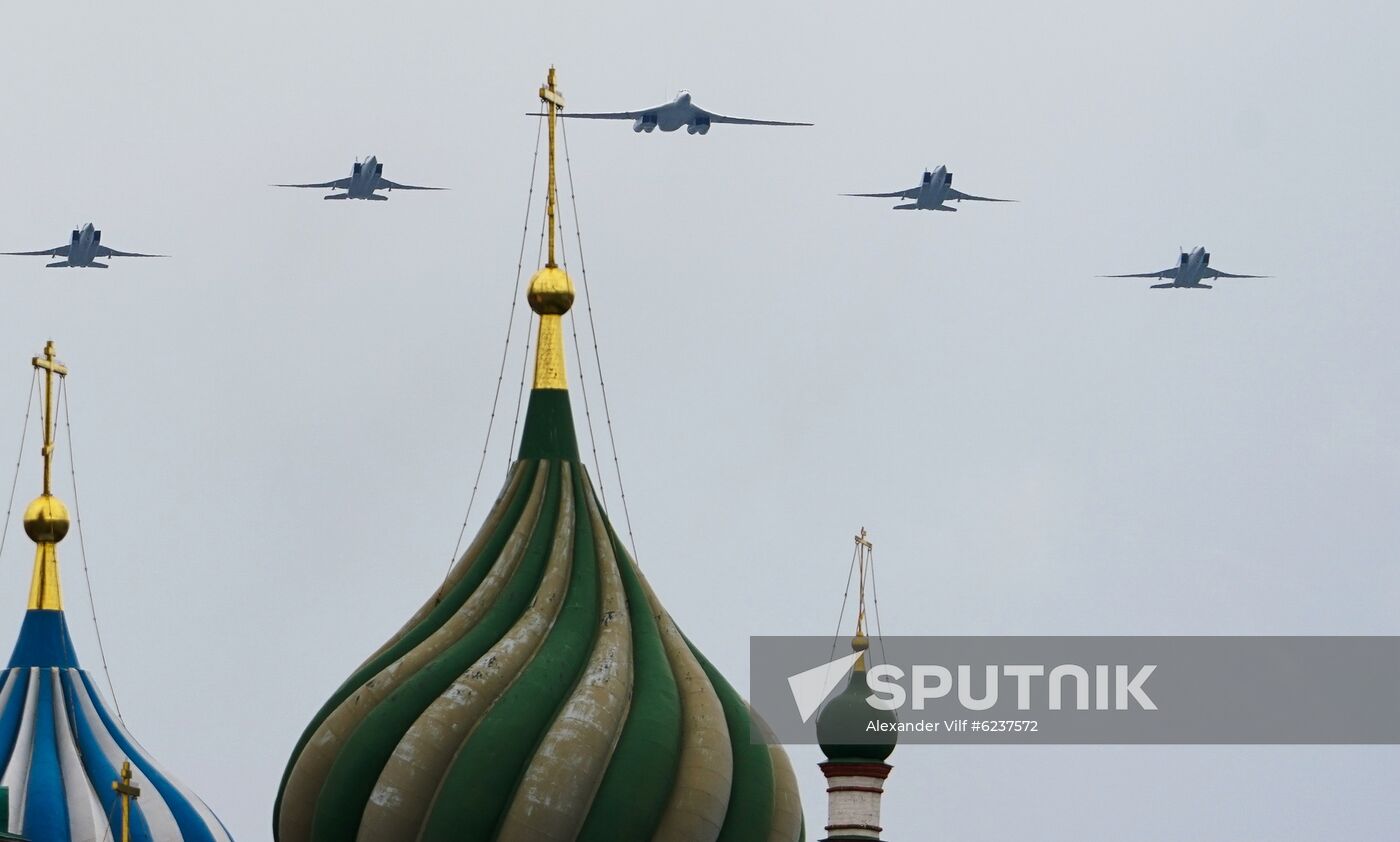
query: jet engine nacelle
[
  {"left": 353, "top": 162, "right": 363, "bottom": 175},
  {"left": 376, "top": 162, "right": 383, "bottom": 176},
  {"left": 945, "top": 172, "right": 953, "bottom": 187},
  {"left": 1180, "top": 252, "right": 1190, "bottom": 265},
  {"left": 1202, "top": 251, "right": 1210, "bottom": 266},
  {"left": 71, "top": 230, "right": 80, "bottom": 247},
  {"left": 92, "top": 230, "right": 100, "bottom": 246},
  {"left": 633, "top": 114, "right": 658, "bottom": 132},
  {"left": 689, "top": 117, "right": 711, "bottom": 135}
]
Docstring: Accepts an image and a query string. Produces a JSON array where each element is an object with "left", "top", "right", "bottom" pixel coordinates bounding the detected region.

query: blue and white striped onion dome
[{"left": 0, "top": 605, "right": 233, "bottom": 840}]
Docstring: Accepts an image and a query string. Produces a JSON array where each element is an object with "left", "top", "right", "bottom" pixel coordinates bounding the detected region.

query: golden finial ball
[
  {"left": 527, "top": 266, "right": 575, "bottom": 315},
  {"left": 23, "top": 495, "right": 69, "bottom": 543}
]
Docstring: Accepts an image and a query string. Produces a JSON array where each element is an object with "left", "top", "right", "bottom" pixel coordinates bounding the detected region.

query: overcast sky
[{"left": 1, "top": 1, "right": 1397, "bottom": 839}]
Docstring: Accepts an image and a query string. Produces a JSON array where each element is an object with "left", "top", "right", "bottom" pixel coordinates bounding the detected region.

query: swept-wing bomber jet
[
  {"left": 529, "top": 90, "right": 811, "bottom": 134},
  {"left": 843, "top": 165, "right": 1014, "bottom": 211},
  {"left": 1102, "top": 247, "right": 1269, "bottom": 289},
  {"left": 274, "top": 156, "right": 446, "bottom": 200},
  {"left": 2, "top": 223, "right": 165, "bottom": 268}
]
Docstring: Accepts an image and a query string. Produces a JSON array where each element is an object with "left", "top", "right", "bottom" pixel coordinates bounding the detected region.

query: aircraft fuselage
[
  {"left": 62, "top": 224, "right": 101, "bottom": 267},
  {"left": 344, "top": 156, "right": 386, "bottom": 199},
  {"left": 632, "top": 93, "right": 710, "bottom": 134},
  {"left": 1165, "top": 247, "right": 1211, "bottom": 287},
  {"left": 913, "top": 166, "right": 954, "bottom": 209}
]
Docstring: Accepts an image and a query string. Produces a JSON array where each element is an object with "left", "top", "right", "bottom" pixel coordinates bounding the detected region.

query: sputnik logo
[{"left": 787, "top": 649, "right": 865, "bottom": 723}]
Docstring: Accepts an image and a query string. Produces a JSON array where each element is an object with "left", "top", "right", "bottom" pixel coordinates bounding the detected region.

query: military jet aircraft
[
  {"left": 1101, "top": 247, "right": 1269, "bottom": 289},
  {"left": 529, "top": 90, "right": 811, "bottom": 134},
  {"left": 843, "top": 166, "right": 1014, "bottom": 211},
  {"left": 274, "top": 156, "right": 445, "bottom": 200},
  {"left": 2, "top": 223, "right": 165, "bottom": 268}
]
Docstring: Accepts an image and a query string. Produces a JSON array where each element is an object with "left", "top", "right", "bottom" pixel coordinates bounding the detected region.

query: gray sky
[{"left": 1, "top": 0, "right": 1397, "bottom": 838}]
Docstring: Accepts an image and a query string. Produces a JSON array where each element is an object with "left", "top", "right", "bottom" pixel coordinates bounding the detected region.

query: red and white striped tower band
[
  {"left": 815, "top": 528, "right": 897, "bottom": 841},
  {"left": 819, "top": 761, "right": 893, "bottom": 841}
]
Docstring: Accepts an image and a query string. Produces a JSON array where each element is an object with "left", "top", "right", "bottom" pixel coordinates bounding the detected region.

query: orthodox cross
[
  {"left": 113, "top": 760, "right": 141, "bottom": 842},
  {"left": 30, "top": 341, "right": 67, "bottom": 497},
  {"left": 853, "top": 527, "right": 873, "bottom": 638},
  {"left": 538, "top": 66, "right": 565, "bottom": 267}
]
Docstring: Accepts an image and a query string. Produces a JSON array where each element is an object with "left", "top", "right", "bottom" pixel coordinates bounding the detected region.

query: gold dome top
[
  {"left": 22, "top": 494, "right": 68, "bottom": 544},
  {"left": 527, "top": 266, "right": 575, "bottom": 316}
]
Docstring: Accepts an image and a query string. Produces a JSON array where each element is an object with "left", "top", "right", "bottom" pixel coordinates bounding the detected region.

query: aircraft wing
[
  {"left": 95, "top": 246, "right": 165, "bottom": 258},
  {"left": 842, "top": 186, "right": 920, "bottom": 199},
  {"left": 1203, "top": 268, "right": 1269, "bottom": 279},
  {"left": 377, "top": 179, "right": 446, "bottom": 191},
  {"left": 946, "top": 188, "right": 1015, "bottom": 202},
  {"left": 1100, "top": 268, "right": 1180, "bottom": 279},
  {"left": 696, "top": 107, "right": 812, "bottom": 127},
  {"left": 526, "top": 108, "right": 656, "bottom": 120},
  {"left": 273, "top": 178, "right": 352, "bottom": 189},
  {"left": 2, "top": 244, "right": 70, "bottom": 257}
]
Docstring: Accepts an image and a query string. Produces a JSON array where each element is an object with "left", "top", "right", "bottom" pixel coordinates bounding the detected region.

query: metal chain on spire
[
  {"left": 506, "top": 218, "right": 547, "bottom": 460},
  {"left": 829, "top": 537, "right": 861, "bottom": 663},
  {"left": 870, "top": 563, "right": 888, "bottom": 667},
  {"left": 865, "top": 534, "right": 889, "bottom": 668},
  {"left": 553, "top": 199, "right": 609, "bottom": 509},
  {"left": 559, "top": 118, "right": 640, "bottom": 560},
  {"left": 442, "top": 114, "right": 546, "bottom": 583},
  {"left": 0, "top": 372, "right": 38, "bottom": 565},
  {"left": 506, "top": 309, "right": 536, "bottom": 460},
  {"left": 98, "top": 792, "right": 119, "bottom": 842},
  {"left": 58, "top": 378, "right": 123, "bottom": 721}
]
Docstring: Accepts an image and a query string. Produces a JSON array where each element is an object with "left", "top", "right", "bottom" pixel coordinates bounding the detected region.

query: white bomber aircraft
[
  {"left": 1102, "top": 247, "right": 1269, "bottom": 289},
  {"left": 2, "top": 223, "right": 165, "bottom": 268},
  {"left": 843, "top": 165, "right": 1014, "bottom": 211},
  {"left": 529, "top": 90, "right": 811, "bottom": 134},
  {"left": 274, "top": 156, "right": 445, "bottom": 200}
]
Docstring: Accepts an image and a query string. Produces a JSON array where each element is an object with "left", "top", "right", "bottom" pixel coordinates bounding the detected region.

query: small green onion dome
[{"left": 816, "top": 638, "right": 898, "bottom": 764}]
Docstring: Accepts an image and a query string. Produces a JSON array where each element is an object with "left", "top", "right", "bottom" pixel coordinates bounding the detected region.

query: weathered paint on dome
[{"left": 273, "top": 388, "right": 804, "bottom": 842}]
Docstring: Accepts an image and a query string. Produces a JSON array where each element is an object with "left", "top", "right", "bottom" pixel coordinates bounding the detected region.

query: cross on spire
[
  {"left": 23, "top": 341, "right": 71, "bottom": 611},
  {"left": 31, "top": 340, "right": 67, "bottom": 497},
  {"left": 538, "top": 66, "right": 565, "bottom": 268},
  {"left": 113, "top": 760, "right": 141, "bottom": 842},
  {"left": 853, "top": 527, "right": 873, "bottom": 640}
]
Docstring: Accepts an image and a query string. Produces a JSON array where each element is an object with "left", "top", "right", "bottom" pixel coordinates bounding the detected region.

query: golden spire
[
  {"left": 23, "top": 341, "right": 69, "bottom": 611},
  {"left": 113, "top": 760, "right": 141, "bottom": 842},
  {"left": 527, "top": 66, "right": 576, "bottom": 391},
  {"left": 851, "top": 527, "right": 873, "bottom": 670}
]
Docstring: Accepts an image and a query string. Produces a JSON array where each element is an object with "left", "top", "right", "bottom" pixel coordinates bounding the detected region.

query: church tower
[
  {"left": 273, "top": 68, "right": 804, "bottom": 842},
  {"left": 815, "top": 530, "right": 897, "bottom": 841},
  {"left": 0, "top": 342, "right": 232, "bottom": 841}
]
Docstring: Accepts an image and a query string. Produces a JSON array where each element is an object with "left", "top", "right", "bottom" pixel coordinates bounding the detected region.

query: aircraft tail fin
[{"left": 45, "top": 260, "right": 71, "bottom": 268}]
